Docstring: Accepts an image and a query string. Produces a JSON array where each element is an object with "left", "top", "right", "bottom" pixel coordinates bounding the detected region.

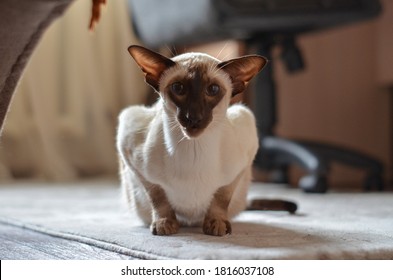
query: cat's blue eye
[
  {"left": 207, "top": 84, "right": 220, "bottom": 96},
  {"left": 171, "top": 82, "right": 185, "bottom": 96}
]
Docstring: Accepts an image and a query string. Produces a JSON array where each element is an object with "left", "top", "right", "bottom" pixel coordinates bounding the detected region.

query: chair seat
[{"left": 129, "top": 0, "right": 380, "bottom": 48}]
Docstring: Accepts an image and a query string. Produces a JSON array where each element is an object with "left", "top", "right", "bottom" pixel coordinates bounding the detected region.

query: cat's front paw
[
  {"left": 203, "top": 218, "right": 232, "bottom": 236},
  {"left": 150, "top": 218, "right": 180, "bottom": 235}
]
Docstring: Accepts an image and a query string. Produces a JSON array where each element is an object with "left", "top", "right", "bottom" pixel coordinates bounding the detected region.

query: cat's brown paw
[
  {"left": 151, "top": 218, "right": 180, "bottom": 235},
  {"left": 203, "top": 218, "right": 232, "bottom": 236}
]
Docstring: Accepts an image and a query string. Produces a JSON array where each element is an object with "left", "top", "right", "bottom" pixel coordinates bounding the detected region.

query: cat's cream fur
[{"left": 117, "top": 46, "right": 266, "bottom": 236}]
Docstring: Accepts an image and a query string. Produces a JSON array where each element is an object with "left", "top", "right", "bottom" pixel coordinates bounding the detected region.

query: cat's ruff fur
[{"left": 117, "top": 46, "right": 266, "bottom": 235}]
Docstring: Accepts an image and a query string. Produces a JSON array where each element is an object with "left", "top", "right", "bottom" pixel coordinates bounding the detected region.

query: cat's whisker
[
  {"left": 165, "top": 45, "right": 176, "bottom": 57},
  {"left": 177, "top": 135, "right": 188, "bottom": 146},
  {"left": 208, "top": 60, "right": 220, "bottom": 74},
  {"left": 210, "top": 60, "right": 230, "bottom": 77},
  {"left": 207, "top": 62, "right": 215, "bottom": 74},
  {"left": 167, "top": 119, "right": 180, "bottom": 131},
  {"left": 173, "top": 45, "right": 179, "bottom": 56},
  {"left": 219, "top": 48, "right": 235, "bottom": 62},
  {"left": 216, "top": 41, "right": 229, "bottom": 60}
]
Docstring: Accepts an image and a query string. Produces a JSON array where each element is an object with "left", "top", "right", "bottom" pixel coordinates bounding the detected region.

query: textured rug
[{"left": 0, "top": 181, "right": 392, "bottom": 259}]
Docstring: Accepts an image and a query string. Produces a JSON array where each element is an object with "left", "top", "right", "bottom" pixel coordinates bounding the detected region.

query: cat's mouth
[
  {"left": 182, "top": 126, "right": 204, "bottom": 138},
  {"left": 178, "top": 119, "right": 208, "bottom": 138},
  {"left": 178, "top": 123, "right": 203, "bottom": 138}
]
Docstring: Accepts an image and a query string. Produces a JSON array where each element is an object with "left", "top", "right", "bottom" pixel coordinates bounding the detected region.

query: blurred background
[{"left": 0, "top": 0, "right": 391, "bottom": 190}]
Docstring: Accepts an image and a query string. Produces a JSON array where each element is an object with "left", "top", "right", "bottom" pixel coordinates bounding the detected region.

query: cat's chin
[{"left": 181, "top": 126, "right": 205, "bottom": 139}]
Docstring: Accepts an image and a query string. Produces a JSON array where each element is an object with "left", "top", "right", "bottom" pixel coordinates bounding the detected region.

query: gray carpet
[{"left": 0, "top": 181, "right": 392, "bottom": 259}]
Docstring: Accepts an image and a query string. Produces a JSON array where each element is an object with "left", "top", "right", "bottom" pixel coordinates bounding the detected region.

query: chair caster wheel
[
  {"left": 299, "top": 174, "right": 328, "bottom": 193},
  {"left": 364, "top": 174, "right": 384, "bottom": 191}
]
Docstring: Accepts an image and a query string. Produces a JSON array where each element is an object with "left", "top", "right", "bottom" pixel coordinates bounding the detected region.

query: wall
[{"left": 273, "top": 1, "right": 392, "bottom": 188}]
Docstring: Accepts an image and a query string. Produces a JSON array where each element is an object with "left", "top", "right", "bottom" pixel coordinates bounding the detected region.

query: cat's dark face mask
[{"left": 165, "top": 67, "right": 226, "bottom": 138}]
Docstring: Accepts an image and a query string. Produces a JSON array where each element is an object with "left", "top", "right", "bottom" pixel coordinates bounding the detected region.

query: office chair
[{"left": 128, "top": 0, "right": 384, "bottom": 192}]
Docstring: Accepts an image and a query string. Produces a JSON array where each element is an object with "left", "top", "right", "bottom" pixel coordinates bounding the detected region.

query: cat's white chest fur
[{"left": 118, "top": 100, "right": 258, "bottom": 225}]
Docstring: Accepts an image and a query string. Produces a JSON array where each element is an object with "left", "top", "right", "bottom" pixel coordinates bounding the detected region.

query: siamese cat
[{"left": 117, "top": 45, "right": 296, "bottom": 236}]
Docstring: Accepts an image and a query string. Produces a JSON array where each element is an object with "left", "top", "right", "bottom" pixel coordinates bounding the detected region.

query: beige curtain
[{"left": 0, "top": 0, "right": 147, "bottom": 181}]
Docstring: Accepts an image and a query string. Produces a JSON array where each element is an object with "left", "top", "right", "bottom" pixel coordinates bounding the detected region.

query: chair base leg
[
  {"left": 255, "top": 136, "right": 385, "bottom": 192},
  {"left": 297, "top": 140, "right": 384, "bottom": 191},
  {"left": 255, "top": 136, "right": 329, "bottom": 193}
]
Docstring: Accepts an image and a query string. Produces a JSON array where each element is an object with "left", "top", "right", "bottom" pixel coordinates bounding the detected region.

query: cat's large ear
[
  {"left": 128, "top": 45, "right": 176, "bottom": 91},
  {"left": 218, "top": 55, "right": 267, "bottom": 97}
]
